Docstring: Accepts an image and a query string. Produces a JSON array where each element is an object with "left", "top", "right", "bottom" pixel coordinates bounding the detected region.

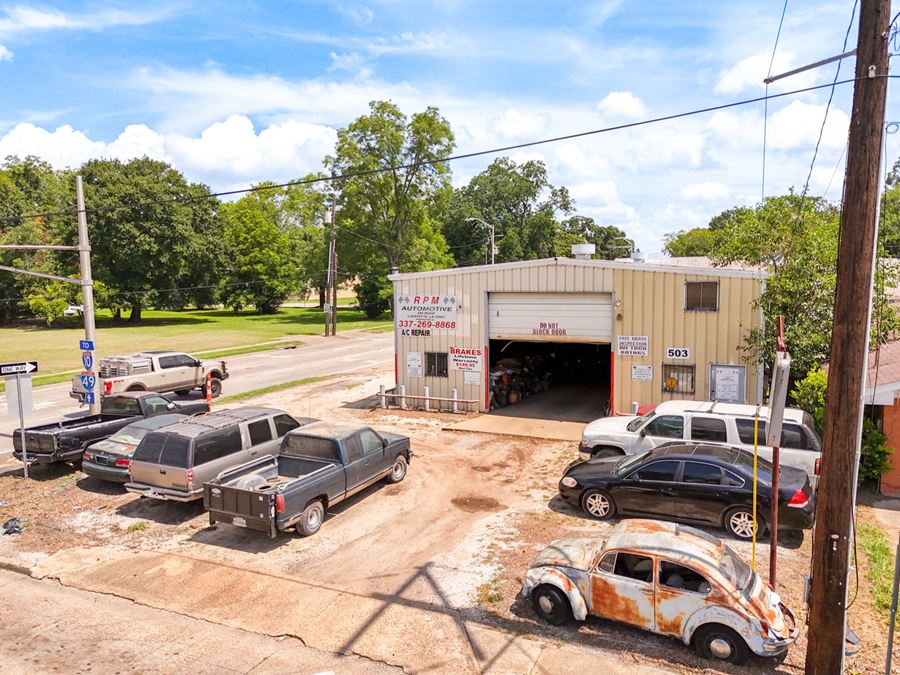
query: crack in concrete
[{"left": 40, "top": 573, "right": 408, "bottom": 673}]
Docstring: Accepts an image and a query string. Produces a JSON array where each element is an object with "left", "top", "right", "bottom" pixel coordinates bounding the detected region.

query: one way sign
[{"left": 0, "top": 361, "right": 38, "bottom": 376}]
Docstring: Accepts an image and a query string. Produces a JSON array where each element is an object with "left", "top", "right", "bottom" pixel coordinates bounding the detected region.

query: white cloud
[
  {"left": 596, "top": 91, "right": 647, "bottom": 121},
  {"left": 680, "top": 181, "right": 730, "bottom": 201},
  {"left": 0, "top": 43, "right": 10, "bottom": 61},
  {"left": 337, "top": 4, "right": 375, "bottom": 26},
  {"left": 0, "top": 6, "right": 173, "bottom": 34},
  {"left": 0, "top": 116, "right": 336, "bottom": 188},
  {"left": 492, "top": 108, "right": 547, "bottom": 140},
  {"left": 714, "top": 51, "right": 818, "bottom": 95},
  {"left": 277, "top": 28, "right": 448, "bottom": 56}
]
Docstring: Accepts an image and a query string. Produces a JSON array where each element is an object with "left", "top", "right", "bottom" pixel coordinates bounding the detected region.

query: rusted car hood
[{"left": 530, "top": 538, "right": 603, "bottom": 571}]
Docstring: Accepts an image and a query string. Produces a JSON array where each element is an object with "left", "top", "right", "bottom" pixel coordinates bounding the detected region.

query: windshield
[
  {"left": 106, "top": 430, "right": 147, "bottom": 446},
  {"left": 723, "top": 447, "right": 777, "bottom": 483},
  {"left": 719, "top": 545, "right": 754, "bottom": 594},
  {"left": 626, "top": 410, "right": 656, "bottom": 432},
  {"left": 615, "top": 451, "right": 649, "bottom": 475}
]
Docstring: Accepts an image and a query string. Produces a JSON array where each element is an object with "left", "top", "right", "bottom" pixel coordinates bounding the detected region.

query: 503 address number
[{"left": 666, "top": 347, "right": 691, "bottom": 359}]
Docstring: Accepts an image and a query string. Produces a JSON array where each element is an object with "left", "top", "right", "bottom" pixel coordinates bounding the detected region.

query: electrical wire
[
  {"left": 0, "top": 76, "right": 876, "bottom": 229},
  {"left": 761, "top": 0, "right": 790, "bottom": 203}
]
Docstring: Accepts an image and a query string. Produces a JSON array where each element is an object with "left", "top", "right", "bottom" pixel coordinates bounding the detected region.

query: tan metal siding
[{"left": 394, "top": 259, "right": 761, "bottom": 413}]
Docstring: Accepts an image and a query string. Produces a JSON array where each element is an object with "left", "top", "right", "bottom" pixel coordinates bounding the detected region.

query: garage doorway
[
  {"left": 488, "top": 340, "right": 611, "bottom": 423},
  {"left": 487, "top": 291, "right": 613, "bottom": 423}
]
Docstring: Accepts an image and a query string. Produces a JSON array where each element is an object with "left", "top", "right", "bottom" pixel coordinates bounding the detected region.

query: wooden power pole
[{"left": 805, "top": 0, "right": 890, "bottom": 672}]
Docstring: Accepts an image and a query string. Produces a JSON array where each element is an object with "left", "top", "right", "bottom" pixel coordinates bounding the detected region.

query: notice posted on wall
[
  {"left": 396, "top": 294, "right": 458, "bottom": 331},
  {"left": 449, "top": 346, "right": 483, "bottom": 371},
  {"left": 632, "top": 365, "right": 653, "bottom": 381},
  {"left": 406, "top": 351, "right": 422, "bottom": 378},
  {"left": 463, "top": 370, "right": 481, "bottom": 386},
  {"left": 618, "top": 335, "right": 649, "bottom": 357},
  {"left": 714, "top": 366, "right": 742, "bottom": 402}
]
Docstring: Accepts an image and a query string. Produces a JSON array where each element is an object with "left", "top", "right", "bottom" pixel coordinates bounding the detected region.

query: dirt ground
[{"left": 0, "top": 366, "right": 895, "bottom": 673}]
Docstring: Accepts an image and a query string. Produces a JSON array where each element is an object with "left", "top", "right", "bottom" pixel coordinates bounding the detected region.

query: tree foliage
[
  {"left": 663, "top": 227, "right": 718, "bottom": 256},
  {"left": 326, "top": 101, "right": 455, "bottom": 300}
]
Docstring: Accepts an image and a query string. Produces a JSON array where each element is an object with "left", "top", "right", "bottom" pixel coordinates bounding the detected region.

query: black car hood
[{"left": 565, "top": 457, "right": 620, "bottom": 480}]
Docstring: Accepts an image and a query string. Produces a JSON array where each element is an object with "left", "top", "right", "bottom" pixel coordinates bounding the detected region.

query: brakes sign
[{"left": 449, "top": 347, "right": 483, "bottom": 371}]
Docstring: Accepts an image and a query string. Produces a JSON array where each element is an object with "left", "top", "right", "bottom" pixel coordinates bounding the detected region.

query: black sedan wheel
[
  {"left": 724, "top": 506, "right": 763, "bottom": 540},
  {"left": 581, "top": 489, "right": 616, "bottom": 519},
  {"left": 531, "top": 584, "right": 571, "bottom": 626},
  {"left": 693, "top": 624, "right": 749, "bottom": 664}
]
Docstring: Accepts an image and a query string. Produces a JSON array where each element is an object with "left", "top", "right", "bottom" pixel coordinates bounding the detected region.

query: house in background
[{"left": 863, "top": 339, "right": 900, "bottom": 495}]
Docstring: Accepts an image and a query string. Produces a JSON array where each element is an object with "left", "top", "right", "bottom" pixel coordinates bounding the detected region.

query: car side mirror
[
  {"left": 167, "top": 402, "right": 176, "bottom": 410},
  {"left": 194, "top": 360, "right": 202, "bottom": 368},
  {"left": 639, "top": 429, "right": 647, "bottom": 437}
]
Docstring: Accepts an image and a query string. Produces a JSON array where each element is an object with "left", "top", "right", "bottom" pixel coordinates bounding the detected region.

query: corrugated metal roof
[{"left": 389, "top": 256, "right": 768, "bottom": 282}]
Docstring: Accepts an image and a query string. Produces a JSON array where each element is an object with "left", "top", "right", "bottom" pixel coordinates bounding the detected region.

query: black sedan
[{"left": 558, "top": 442, "right": 815, "bottom": 539}]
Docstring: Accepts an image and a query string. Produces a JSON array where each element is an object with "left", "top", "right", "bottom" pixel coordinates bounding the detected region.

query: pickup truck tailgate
[{"left": 205, "top": 484, "right": 277, "bottom": 537}]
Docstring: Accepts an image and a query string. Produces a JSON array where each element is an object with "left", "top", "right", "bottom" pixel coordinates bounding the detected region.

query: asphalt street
[{"left": 0, "top": 330, "right": 393, "bottom": 455}]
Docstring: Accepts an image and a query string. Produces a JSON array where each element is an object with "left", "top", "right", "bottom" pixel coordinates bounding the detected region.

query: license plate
[{"left": 232, "top": 516, "right": 246, "bottom": 528}]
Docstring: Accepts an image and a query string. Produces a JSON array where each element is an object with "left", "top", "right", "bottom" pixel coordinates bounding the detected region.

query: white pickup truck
[{"left": 71, "top": 351, "right": 228, "bottom": 402}]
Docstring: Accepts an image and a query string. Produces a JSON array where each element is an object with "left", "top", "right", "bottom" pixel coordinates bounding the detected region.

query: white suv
[{"left": 579, "top": 400, "right": 822, "bottom": 487}]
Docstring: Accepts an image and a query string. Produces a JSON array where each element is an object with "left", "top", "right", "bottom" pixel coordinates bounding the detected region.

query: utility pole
[
  {"left": 75, "top": 176, "right": 100, "bottom": 415},
  {"left": 805, "top": 0, "right": 890, "bottom": 671},
  {"left": 324, "top": 197, "right": 336, "bottom": 337}
]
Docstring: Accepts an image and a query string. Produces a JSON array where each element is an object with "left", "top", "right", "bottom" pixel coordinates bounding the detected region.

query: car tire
[
  {"left": 724, "top": 506, "right": 763, "bottom": 541},
  {"left": 209, "top": 378, "right": 222, "bottom": 398},
  {"left": 581, "top": 489, "right": 616, "bottom": 519},
  {"left": 592, "top": 446, "right": 623, "bottom": 459},
  {"left": 174, "top": 390, "right": 191, "bottom": 396},
  {"left": 531, "top": 584, "right": 572, "bottom": 626},
  {"left": 692, "top": 623, "right": 750, "bottom": 665},
  {"left": 386, "top": 455, "right": 408, "bottom": 484},
  {"left": 297, "top": 500, "right": 325, "bottom": 536},
  {"left": 126, "top": 384, "right": 145, "bottom": 392}
]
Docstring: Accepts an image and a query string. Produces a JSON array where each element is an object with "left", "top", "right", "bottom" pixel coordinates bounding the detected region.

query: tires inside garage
[{"left": 488, "top": 292, "right": 613, "bottom": 422}]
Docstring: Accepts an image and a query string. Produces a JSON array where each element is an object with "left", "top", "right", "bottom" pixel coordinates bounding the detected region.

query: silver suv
[
  {"left": 126, "top": 408, "right": 316, "bottom": 501},
  {"left": 579, "top": 400, "right": 822, "bottom": 487}
]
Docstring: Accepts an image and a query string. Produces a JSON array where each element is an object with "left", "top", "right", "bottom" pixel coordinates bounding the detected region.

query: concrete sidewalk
[{"left": 5, "top": 547, "right": 671, "bottom": 675}]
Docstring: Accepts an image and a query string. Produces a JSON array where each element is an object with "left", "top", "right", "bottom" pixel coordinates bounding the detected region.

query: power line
[
  {"left": 0, "top": 76, "right": 873, "bottom": 229},
  {"left": 761, "top": 0, "right": 790, "bottom": 202}
]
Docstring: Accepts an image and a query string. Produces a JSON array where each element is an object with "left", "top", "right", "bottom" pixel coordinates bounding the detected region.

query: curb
[{"left": 0, "top": 556, "right": 32, "bottom": 577}]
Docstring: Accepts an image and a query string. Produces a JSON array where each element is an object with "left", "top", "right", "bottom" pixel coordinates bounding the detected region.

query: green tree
[
  {"left": 280, "top": 175, "right": 330, "bottom": 306},
  {"left": 79, "top": 157, "right": 220, "bottom": 321},
  {"left": 558, "top": 217, "right": 629, "bottom": 259},
  {"left": 710, "top": 192, "right": 900, "bottom": 378},
  {"left": 219, "top": 189, "right": 302, "bottom": 314},
  {"left": 442, "top": 157, "right": 573, "bottom": 266},
  {"left": 663, "top": 227, "right": 718, "bottom": 256},
  {"left": 326, "top": 101, "right": 455, "bottom": 304}
]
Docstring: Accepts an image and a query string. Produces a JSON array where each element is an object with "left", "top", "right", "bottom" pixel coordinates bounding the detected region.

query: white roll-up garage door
[{"left": 488, "top": 292, "right": 613, "bottom": 343}]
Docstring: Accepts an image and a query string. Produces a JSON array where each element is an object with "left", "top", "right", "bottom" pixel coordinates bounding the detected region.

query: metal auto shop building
[{"left": 389, "top": 257, "right": 764, "bottom": 419}]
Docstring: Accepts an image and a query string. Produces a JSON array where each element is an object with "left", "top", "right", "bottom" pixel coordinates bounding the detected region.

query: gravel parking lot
[{"left": 0, "top": 367, "right": 893, "bottom": 673}]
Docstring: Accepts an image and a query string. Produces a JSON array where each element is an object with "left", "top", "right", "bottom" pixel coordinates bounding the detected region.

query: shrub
[
  {"left": 860, "top": 418, "right": 893, "bottom": 484},
  {"left": 355, "top": 276, "right": 392, "bottom": 319}
]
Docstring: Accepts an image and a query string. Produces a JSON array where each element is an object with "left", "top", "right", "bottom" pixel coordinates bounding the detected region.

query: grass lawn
[{"left": 0, "top": 306, "right": 392, "bottom": 377}]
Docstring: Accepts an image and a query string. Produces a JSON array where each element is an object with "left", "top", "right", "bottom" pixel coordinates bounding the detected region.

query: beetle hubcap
[
  {"left": 709, "top": 637, "right": 733, "bottom": 659},
  {"left": 538, "top": 595, "right": 554, "bottom": 614},
  {"left": 585, "top": 493, "right": 610, "bottom": 517},
  {"left": 730, "top": 512, "right": 755, "bottom": 538}
]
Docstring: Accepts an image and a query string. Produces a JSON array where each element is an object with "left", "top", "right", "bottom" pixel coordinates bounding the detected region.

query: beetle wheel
[
  {"left": 531, "top": 584, "right": 571, "bottom": 626},
  {"left": 693, "top": 624, "right": 750, "bottom": 665}
]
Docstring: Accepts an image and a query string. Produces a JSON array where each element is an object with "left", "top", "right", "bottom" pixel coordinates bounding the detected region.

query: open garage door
[
  {"left": 488, "top": 292, "right": 613, "bottom": 342},
  {"left": 488, "top": 293, "right": 613, "bottom": 423}
]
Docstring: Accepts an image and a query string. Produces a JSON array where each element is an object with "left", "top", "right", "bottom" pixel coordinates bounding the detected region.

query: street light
[{"left": 466, "top": 217, "right": 496, "bottom": 264}]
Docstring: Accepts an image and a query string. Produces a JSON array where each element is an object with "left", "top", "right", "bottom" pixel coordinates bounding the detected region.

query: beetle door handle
[{"left": 159, "top": 469, "right": 166, "bottom": 475}]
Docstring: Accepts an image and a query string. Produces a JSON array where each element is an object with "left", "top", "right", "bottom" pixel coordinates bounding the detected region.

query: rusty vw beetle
[{"left": 521, "top": 519, "right": 798, "bottom": 664}]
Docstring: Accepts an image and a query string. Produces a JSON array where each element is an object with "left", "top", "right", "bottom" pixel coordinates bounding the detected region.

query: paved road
[
  {"left": 0, "top": 330, "right": 393, "bottom": 454},
  {"left": 0, "top": 569, "right": 399, "bottom": 674}
]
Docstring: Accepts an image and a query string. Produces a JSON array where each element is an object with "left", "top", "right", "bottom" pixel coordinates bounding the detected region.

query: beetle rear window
[{"left": 719, "top": 545, "right": 754, "bottom": 593}]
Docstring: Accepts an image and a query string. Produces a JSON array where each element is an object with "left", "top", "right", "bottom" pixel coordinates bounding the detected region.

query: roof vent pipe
[
  {"left": 571, "top": 243, "right": 596, "bottom": 260},
  {"left": 632, "top": 249, "right": 646, "bottom": 262}
]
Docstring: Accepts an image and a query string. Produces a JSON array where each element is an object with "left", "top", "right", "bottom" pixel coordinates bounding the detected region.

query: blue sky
[{"left": 0, "top": 1, "right": 894, "bottom": 255}]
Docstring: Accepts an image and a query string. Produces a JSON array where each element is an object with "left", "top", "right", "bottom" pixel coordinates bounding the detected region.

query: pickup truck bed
[
  {"left": 205, "top": 455, "right": 342, "bottom": 537},
  {"left": 203, "top": 422, "right": 412, "bottom": 538}
]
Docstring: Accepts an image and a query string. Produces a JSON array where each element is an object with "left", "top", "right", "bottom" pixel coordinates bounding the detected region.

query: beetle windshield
[
  {"left": 719, "top": 545, "right": 754, "bottom": 593},
  {"left": 626, "top": 410, "right": 655, "bottom": 432},
  {"left": 615, "top": 452, "right": 649, "bottom": 475}
]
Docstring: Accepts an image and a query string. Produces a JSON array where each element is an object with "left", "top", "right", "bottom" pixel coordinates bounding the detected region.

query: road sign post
[{"left": 1, "top": 361, "right": 38, "bottom": 479}]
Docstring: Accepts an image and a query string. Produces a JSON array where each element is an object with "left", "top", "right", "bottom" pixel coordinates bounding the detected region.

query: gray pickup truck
[
  {"left": 203, "top": 421, "right": 411, "bottom": 537},
  {"left": 13, "top": 392, "right": 209, "bottom": 465}
]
